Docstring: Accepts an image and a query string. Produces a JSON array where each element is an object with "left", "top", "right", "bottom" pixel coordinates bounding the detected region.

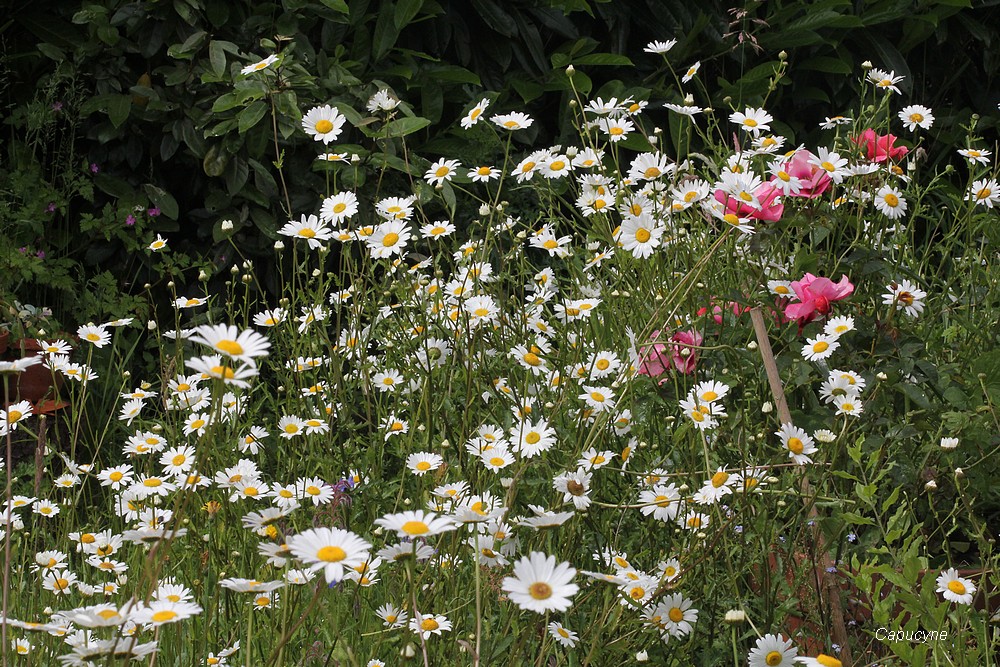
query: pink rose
[
  {"left": 853, "top": 128, "right": 908, "bottom": 163},
  {"left": 782, "top": 150, "right": 832, "bottom": 199},
  {"left": 670, "top": 329, "right": 703, "bottom": 375},
  {"left": 714, "top": 181, "right": 784, "bottom": 222},
  {"left": 783, "top": 273, "right": 854, "bottom": 325}
]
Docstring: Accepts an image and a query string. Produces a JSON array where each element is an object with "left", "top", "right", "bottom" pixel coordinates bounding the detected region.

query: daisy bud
[
  {"left": 766, "top": 476, "right": 779, "bottom": 484},
  {"left": 516, "top": 231, "right": 527, "bottom": 239},
  {"left": 610, "top": 290, "right": 620, "bottom": 296},
  {"left": 122, "top": 370, "right": 130, "bottom": 378},
  {"left": 924, "top": 480, "right": 937, "bottom": 491},
  {"left": 242, "top": 275, "right": 251, "bottom": 284},
  {"left": 479, "top": 204, "right": 490, "bottom": 216},
  {"left": 230, "top": 265, "right": 240, "bottom": 274},
  {"left": 277, "top": 386, "right": 285, "bottom": 393},
  {"left": 403, "top": 498, "right": 411, "bottom": 504},
  {"left": 777, "top": 500, "right": 786, "bottom": 507},
  {"left": 402, "top": 644, "right": 417, "bottom": 658},
  {"left": 940, "top": 437, "right": 959, "bottom": 450},
  {"left": 351, "top": 153, "right": 361, "bottom": 163},
  {"left": 221, "top": 219, "right": 233, "bottom": 230},
  {"left": 762, "top": 401, "right": 773, "bottom": 413},
  {"left": 43, "top": 607, "right": 53, "bottom": 616},
  {"left": 143, "top": 283, "right": 151, "bottom": 289},
  {"left": 544, "top": 402, "right": 555, "bottom": 409},
  {"left": 569, "top": 99, "right": 577, "bottom": 107},
  {"left": 955, "top": 468, "right": 965, "bottom": 479},
  {"left": 279, "top": 297, "right": 290, "bottom": 306},
  {"left": 501, "top": 477, "right": 514, "bottom": 488},
  {"left": 747, "top": 341, "right": 758, "bottom": 350},
  {"left": 566, "top": 64, "right": 575, "bottom": 76},
  {"left": 877, "top": 372, "right": 888, "bottom": 380},
  {"left": 778, "top": 50, "right": 787, "bottom": 61},
  {"left": 198, "top": 270, "right": 208, "bottom": 280},
  {"left": 274, "top": 240, "right": 284, "bottom": 250},
  {"left": 684, "top": 93, "right": 695, "bottom": 105},
  {"left": 152, "top": 423, "right": 162, "bottom": 432},
  {"left": 647, "top": 135, "right": 657, "bottom": 144},
  {"left": 696, "top": 531, "right": 706, "bottom": 539},
  {"left": 862, "top": 60, "right": 872, "bottom": 69},
  {"left": 636, "top": 651, "right": 649, "bottom": 662},
  {"left": 724, "top": 609, "right": 746, "bottom": 624},
  {"left": 417, "top": 424, "right": 425, "bottom": 431},
  {"left": 203, "top": 534, "right": 210, "bottom": 542},
  {"left": 312, "top": 268, "right": 321, "bottom": 277},
  {"left": 167, "top": 281, "right": 175, "bottom": 288},
  {"left": 678, "top": 484, "right": 689, "bottom": 493}
]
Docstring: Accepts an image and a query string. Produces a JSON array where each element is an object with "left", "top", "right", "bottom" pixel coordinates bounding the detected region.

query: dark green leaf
[
  {"left": 394, "top": 0, "right": 423, "bottom": 29},
  {"left": 107, "top": 95, "right": 131, "bottom": 128},
  {"left": 320, "top": 0, "right": 350, "bottom": 13},
  {"left": 238, "top": 100, "right": 268, "bottom": 134},
  {"left": 209, "top": 40, "right": 227, "bottom": 78},
  {"left": 571, "top": 53, "right": 633, "bottom": 66},
  {"left": 372, "top": 6, "right": 400, "bottom": 61},
  {"left": 383, "top": 116, "right": 431, "bottom": 137},
  {"left": 36, "top": 43, "right": 66, "bottom": 61},
  {"left": 471, "top": 0, "right": 517, "bottom": 37},
  {"left": 142, "top": 184, "right": 179, "bottom": 219}
]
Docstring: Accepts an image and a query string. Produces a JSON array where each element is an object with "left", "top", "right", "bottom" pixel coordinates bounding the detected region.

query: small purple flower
[
  {"left": 89, "top": 163, "right": 100, "bottom": 174},
  {"left": 826, "top": 566, "right": 838, "bottom": 574},
  {"left": 18, "top": 246, "right": 27, "bottom": 254},
  {"left": 847, "top": 532, "right": 857, "bottom": 543},
  {"left": 52, "top": 101, "right": 63, "bottom": 112},
  {"left": 35, "top": 251, "right": 45, "bottom": 259},
  {"left": 125, "top": 214, "right": 136, "bottom": 227},
  {"left": 147, "top": 207, "right": 160, "bottom": 217},
  {"left": 46, "top": 202, "right": 57, "bottom": 213}
]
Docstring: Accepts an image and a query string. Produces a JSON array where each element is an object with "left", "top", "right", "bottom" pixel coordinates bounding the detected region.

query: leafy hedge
[{"left": 1, "top": 0, "right": 996, "bottom": 327}]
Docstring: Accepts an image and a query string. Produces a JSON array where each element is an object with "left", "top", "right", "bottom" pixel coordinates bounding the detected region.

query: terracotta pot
[{"left": 2, "top": 338, "right": 65, "bottom": 406}]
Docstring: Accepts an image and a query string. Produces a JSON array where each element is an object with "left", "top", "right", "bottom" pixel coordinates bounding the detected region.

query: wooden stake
[{"left": 749, "top": 307, "right": 853, "bottom": 666}]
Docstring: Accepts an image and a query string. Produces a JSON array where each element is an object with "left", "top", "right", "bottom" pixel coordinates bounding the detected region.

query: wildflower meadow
[{"left": 2, "top": 2, "right": 999, "bottom": 666}]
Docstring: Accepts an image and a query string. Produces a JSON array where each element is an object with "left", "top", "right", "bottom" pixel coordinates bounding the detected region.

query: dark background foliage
[{"left": 2, "top": 0, "right": 998, "bottom": 324}]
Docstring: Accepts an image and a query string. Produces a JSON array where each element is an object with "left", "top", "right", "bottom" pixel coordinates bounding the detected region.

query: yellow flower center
[
  {"left": 521, "top": 161, "right": 536, "bottom": 173},
  {"left": 634, "top": 228, "right": 651, "bottom": 243},
  {"left": 948, "top": 580, "right": 967, "bottom": 595},
  {"left": 529, "top": 582, "right": 553, "bottom": 600},
  {"left": 813, "top": 341, "right": 829, "bottom": 353},
  {"left": 402, "top": 520, "right": 429, "bottom": 535},
  {"left": 643, "top": 167, "right": 661, "bottom": 179},
  {"left": 523, "top": 352, "right": 541, "bottom": 366},
  {"left": 489, "top": 456, "right": 506, "bottom": 467},
  {"left": 543, "top": 239, "right": 558, "bottom": 249},
  {"left": 54, "top": 578, "right": 70, "bottom": 590},
  {"left": 299, "top": 228, "right": 316, "bottom": 238},
  {"left": 504, "top": 120, "right": 518, "bottom": 128},
  {"left": 977, "top": 187, "right": 992, "bottom": 200},
  {"left": 765, "top": 651, "right": 784, "bottom": 666},
  {"left": 883, "top": 193, "right": 899, "bottom": 207},
  {"left": 415, "top": 461, "right": 432, "bottom": 471},
  {"left": 743, "top": 118, "right": 758, "bottom": 128},
  {"left": 816, "top": 656, "right": 842, "bottom": 667},
  {"left": 151, "top": 610, "right": 178, "bottom": 623},
  {"left": 144, "top": 478, "right": 162, "bottom": 487},
  {"left": 525, "top": 432, "right": 541, "bottom": 445},
  {"left": 98, "top": 609, "right": 120, "bottom": 620},
  {"left": 549, "top": 160, "right": 566, "bottom": 171},
  {"left": 788, "top": 437, "right": 804, "bottom": 455},
  {"left": 420, "top": 618, "right": 439, "bottom": 631},
  {"left": 211, "top": 365, "right": 235, "bottom": 379},
  {"left": 284, "top": 424, "right": 299, "bottom": 434},
  {"left": 711, "top": 471, "right": 730, "bottom": 488},
  {"left": 382, "top": 232, "right": 400, "bottom": 247},
  {"left": 315, "top": 119, "right": 334, "bottom": 134},
  {"left": 668, "top": 607, "right": 684, "bottom": 622},
  {"left": 609, "top": 126, "right": 624, "bottom": 136},
  {"left": 7, "top": 410, "right": 22, "bottom": 422},
  {"left": 317, "top": 546, "right": 347, "bottom": 562}
]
